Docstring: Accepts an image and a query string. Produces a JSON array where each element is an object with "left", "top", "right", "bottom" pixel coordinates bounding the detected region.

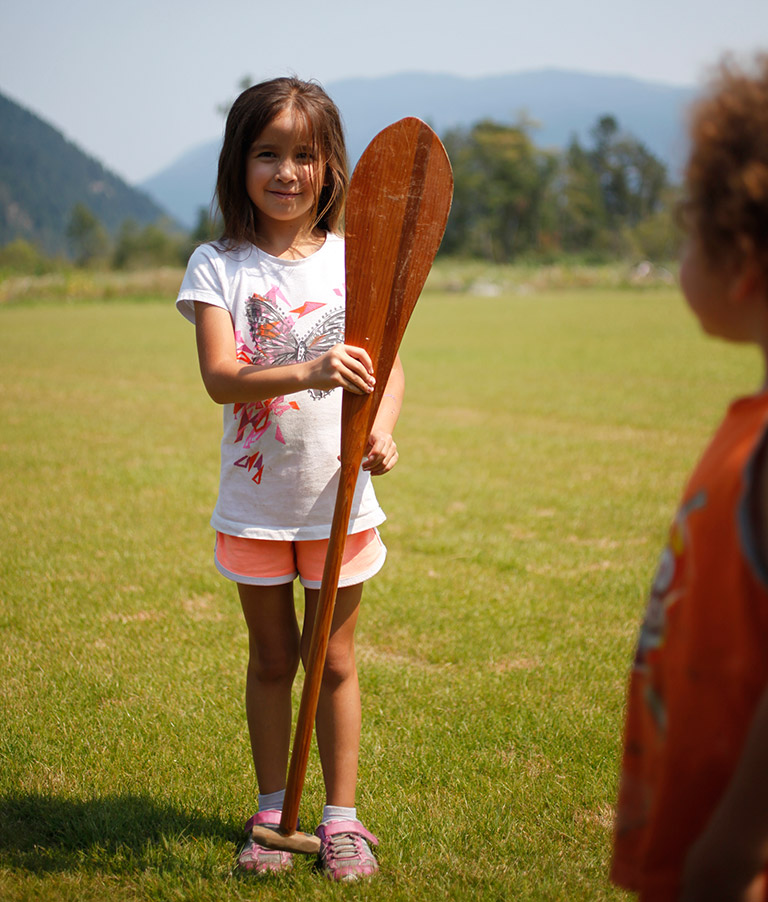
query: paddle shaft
[
  {"left": 280, "top": 393, "right": 371, "bottom": 834},
  {"left": 278, "top": 118, "right": 453, "bottom": 839}
]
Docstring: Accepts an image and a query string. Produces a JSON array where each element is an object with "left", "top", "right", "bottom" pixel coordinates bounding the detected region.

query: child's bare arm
[
  {"left": 362, "top": 353, "right": 404, "bottom": 475},
  {"left": 194, "top": 301, "right": 375, "bottom": 404},
  {"left": 681, "top": 687, "right": 768, "bottom": 900}
]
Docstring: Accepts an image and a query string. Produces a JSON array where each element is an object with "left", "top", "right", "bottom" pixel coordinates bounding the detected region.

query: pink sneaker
[
  {"left": 315, "top": 819, "right": 379, "bottom": 881},
  {"left": 237, "top": 810, "right": 293, "bottom": 874}
]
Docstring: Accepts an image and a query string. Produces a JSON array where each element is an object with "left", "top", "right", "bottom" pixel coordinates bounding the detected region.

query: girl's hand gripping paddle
[{"left": 251, "top": 118, "right": 453, "bottom": 854}]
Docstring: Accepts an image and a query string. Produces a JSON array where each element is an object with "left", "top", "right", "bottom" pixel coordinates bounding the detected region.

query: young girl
[
  {"left": 611, "top": 55, "right": 768, "bottom": 902},
  {"left": 176, "top": 77, "right": 403, "bottom": 881}
]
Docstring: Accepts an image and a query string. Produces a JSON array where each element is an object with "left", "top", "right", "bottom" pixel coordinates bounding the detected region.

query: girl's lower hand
[
  {"left": 362, "top": 429, "right": 398, "bottom": 475},
  {"left": 310, "top": 344, "right": 375, "bottom": 395}
]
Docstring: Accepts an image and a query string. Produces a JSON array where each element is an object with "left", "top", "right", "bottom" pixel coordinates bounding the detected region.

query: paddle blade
[{"left": 343, "top": 118, "right": 453, "bottom": 448}]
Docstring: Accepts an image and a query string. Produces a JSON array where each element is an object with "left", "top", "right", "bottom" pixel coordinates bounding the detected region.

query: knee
[
  {"left": 320, "top": 645, "right": 356, "bottom": 690},
  {"left": 249, "top": 641, "right": 300, "bottom": 685}
]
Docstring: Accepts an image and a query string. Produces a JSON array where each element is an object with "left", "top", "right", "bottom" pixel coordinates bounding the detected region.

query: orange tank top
[{"left": 611, "top": 391, "right": 768, "bottom": 901}]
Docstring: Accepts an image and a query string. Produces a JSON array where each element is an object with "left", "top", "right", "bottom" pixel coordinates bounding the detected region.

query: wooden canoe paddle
[{"left": 251, "top": 117, "right": 453, "bottom": 854}]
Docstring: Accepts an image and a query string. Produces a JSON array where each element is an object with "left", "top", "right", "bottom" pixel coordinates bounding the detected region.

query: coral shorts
[{"left": 214, "top": 528, "right": 386, "bottom": 589}]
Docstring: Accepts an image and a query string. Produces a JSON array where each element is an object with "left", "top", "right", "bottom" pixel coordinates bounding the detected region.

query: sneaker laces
[{"left": 325, "top": 830, "right": 367, "bottom": 862}]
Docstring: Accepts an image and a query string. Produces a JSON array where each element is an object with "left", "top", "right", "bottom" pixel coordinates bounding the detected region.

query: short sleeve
[{"left": 175, "top": 244, "right": 229, "bottom": 324}]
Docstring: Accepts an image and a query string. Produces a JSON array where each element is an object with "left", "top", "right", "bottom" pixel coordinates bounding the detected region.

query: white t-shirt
[{"left": 176, "top": 234, "right": 385, "bottom": 540}]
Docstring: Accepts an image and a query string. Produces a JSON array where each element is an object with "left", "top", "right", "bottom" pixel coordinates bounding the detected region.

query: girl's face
[{"left": 245, "top": 107, "right": 322, "bottom": 235}]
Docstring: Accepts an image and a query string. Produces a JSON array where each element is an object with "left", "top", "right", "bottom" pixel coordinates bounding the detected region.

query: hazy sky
[{"left": 2, "top": 0, "right": 767, "bottom": 184}]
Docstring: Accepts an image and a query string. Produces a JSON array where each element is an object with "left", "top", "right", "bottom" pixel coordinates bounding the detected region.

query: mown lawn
[{"left": 0, "top": 284, "right": 761, "bottom": 900}]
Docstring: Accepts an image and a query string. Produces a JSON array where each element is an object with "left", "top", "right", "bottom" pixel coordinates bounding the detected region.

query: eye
[{"left": 250, "top": 145, "right": 275, "bottom": 160}]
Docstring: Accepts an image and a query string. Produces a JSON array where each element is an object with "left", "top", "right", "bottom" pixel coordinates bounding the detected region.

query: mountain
[
  {"left": 141, "top": 141, "right": 220, "bottom": 234},
  {"left": 0, "top": 90, "right": 170, "bottom": 255},
  {"left": 141, "top": 69, "right": 696, "bottom": 229}
]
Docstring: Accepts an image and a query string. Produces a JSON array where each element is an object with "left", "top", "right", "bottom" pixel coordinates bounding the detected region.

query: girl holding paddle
[{"left": 176, "top": 77, "right": 403, "bottom": 880}]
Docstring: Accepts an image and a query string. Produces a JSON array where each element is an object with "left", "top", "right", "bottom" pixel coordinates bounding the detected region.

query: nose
[{"left": 275, "top": 156, "right": 297, "bottom": 182}]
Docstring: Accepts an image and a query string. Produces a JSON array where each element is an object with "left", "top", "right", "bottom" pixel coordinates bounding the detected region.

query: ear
[{"left": 729, "top": 256, "right": 766, "bottom": 305}]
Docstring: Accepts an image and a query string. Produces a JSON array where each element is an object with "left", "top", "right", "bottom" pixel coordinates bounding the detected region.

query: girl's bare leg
[
  {"left": 239, "top": 582, "right": 300, "bottom": 794},
  {"left": 301, "top": 583, "right": 363, "bottom": 808}
]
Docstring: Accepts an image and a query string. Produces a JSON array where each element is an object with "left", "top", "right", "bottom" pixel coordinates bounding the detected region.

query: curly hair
[
  {"left": 682, "top": 54, "right": 768, "bottom": 283},
  {"left": 216, "top": 77, "right": 348, "bottom": 248}
]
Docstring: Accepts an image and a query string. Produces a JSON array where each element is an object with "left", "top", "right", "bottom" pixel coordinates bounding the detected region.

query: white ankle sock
[
  {"left": 322, "top": 804, "right": 356, "bottom": 823},
  {"left": 258, "top": 789, "right": 286, "bottom": 811}
]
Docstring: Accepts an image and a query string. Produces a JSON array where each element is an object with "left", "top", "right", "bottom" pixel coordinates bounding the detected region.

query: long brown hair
[{"left": 216, "top": 77, "right": 348, "bottom": 248}]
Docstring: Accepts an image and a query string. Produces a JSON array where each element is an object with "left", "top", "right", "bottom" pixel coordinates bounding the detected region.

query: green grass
[{"left": 0, "top": 284, "right": 763, "bottom": 900}]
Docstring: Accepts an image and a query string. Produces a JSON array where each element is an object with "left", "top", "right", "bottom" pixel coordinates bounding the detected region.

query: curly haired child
[{"left": 611, "top": 54, "right": 768, "bottom": 902}]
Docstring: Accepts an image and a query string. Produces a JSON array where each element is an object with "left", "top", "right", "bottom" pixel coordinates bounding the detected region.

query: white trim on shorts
[
  {"left": 213, "top": 558, "right": 298, "bottom": 586},
  {"left": 299, "top": 540, "right": 387, "bottom": 590}
]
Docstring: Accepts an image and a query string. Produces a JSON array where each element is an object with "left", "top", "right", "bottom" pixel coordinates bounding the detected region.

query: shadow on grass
[{"left": 0, "top": 791, "right": 236, "bottom": 875}]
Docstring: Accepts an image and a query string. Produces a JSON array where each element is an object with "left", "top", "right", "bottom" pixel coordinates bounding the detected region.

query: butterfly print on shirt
[
  {"left": 231, "top": 292, "right": 345, "bottom": 485},
  {"left": 245, "top": 294, "right": 345, "bottom": 399}
]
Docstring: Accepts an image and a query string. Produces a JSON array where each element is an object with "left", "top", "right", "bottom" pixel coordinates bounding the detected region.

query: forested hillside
[{"left": 0, "top": 91, "right": 169, "bottom": 255}]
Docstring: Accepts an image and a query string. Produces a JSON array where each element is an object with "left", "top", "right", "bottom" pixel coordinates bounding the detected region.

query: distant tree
[
  {"left": 627, "top": 186, "right": 683, "bottom": 261},
  {"left": 543, "top": 116, "right": 671, "bottom": 258},
  {"left": 0, "top": 238, "right": 50, "bottom": 274},
  {"left": 442, "top": 119, "right": 558, "bottom": 262},
  {"left": 552, "top": 136, "right": 608, "bottom": 253},
  {"left": 588, "top": 115, "right": 668, "bottom": 228},
  {"left": 66, "top": 203, "right": 110, "bottom": 266},
  {"left": 113, "top": 219, "right": 186, "bottom": 269}
]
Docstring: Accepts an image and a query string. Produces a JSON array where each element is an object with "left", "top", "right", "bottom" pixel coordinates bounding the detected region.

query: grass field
[{"left": 1, "top": 278, "right": 763, "bottom": 900}]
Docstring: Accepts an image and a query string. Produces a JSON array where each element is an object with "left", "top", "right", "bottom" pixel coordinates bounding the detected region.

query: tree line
[
  {"left": 0, "top": 206, "right": 217, "bottom": 274},
  {"left": 442, "top": 113, "right": 679, "bottom": 262},
  {"left": 0, "top": 113, "right": 680, "bottom": 275}
]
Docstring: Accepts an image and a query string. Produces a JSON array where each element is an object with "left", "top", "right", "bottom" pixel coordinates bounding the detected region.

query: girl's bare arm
[{"left": 194, "top": 301, "right": 375, "bottom": 404}]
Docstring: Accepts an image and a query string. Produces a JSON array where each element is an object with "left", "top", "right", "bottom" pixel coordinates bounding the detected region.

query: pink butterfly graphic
[{"left": 246, "top": 294, "right": 345, "bottom": 399}]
